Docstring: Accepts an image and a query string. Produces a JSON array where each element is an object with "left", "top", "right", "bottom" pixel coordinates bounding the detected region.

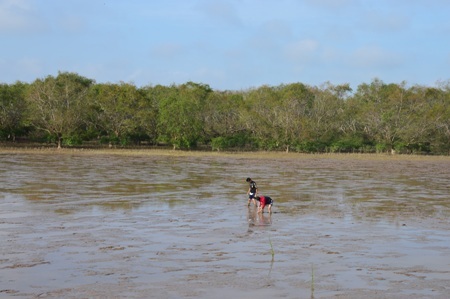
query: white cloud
[
  {"left": 150, "top": 43, "right": 184, "bottom": 60},
  {"left": 246, "top": 20, "right": 292, "bottom": 58},
  {"left": 361, "top": 11, "right": 409, "bottom": 32},
  {"left": 0, "top": 0, "right": 447, "bottom": 89},
  {"left": 303, "top": 0, "right": 358, "bottom": 10},
  {"left": 284, "top": 39, "right": 319, "bottom": 63},
  {"left": 260, "top": 19, "right": 292, "bottom": 39},
  {"left": 17, "top": 57, "right": 42, "bottom": 75},
  {"left": 195, "top": 0, "right": 242, "bottom": 27},
  {"left": 0, "top": 56, "right": 42, "bottom": 83},
  {"left": 0, "top": 0, "right": 44, "bottom": 33},
  {"left": 351, "top": 45, "right": 402, "bottom": 68},
  {"left": 59, "top": 15, "right": 86, "bottom": 34}
]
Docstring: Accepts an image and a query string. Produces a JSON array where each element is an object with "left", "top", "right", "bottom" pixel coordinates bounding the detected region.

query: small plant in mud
[
  {"left": 269, "top": 235, "right": 274, "bottom": 259},
  {"left": 311, "top": 263, "right": 315, "bottom": 298}
]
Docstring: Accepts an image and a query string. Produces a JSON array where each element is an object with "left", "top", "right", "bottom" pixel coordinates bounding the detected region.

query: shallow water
[{"left": 1, "top": 152, "right": 449, "bottom": 298}]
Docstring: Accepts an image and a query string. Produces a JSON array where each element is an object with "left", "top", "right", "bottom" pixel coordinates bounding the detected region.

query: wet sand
[{"left": 1, "top": 149, "right": 449, "bottom": 298}]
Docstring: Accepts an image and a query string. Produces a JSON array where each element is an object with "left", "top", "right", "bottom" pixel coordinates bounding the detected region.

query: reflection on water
[
  {"left": 1, "top": 153, "right": 237, "bottom": 210},
  {"left": 1, "top": 152, "right": 449, "bottom": 220},
  {"left": 1, "top": 152, "right": 450, "bottom": 298},
  {"left": 247, "top": 207, "right": 272, "bottom": 233}
]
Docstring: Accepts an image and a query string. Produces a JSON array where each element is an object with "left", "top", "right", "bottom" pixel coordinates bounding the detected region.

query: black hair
[{"left": 246, "top": 177, "right": 251, "bottom": 182}]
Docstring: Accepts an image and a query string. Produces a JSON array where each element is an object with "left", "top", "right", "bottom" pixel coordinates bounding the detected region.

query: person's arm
[{"left": 258, "top": 197, "right": 265, "bottom": 212}]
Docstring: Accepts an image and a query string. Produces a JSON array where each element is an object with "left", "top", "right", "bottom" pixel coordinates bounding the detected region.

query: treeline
[{"left": 1, "top": 72, "right": 449, "bottom": 154}]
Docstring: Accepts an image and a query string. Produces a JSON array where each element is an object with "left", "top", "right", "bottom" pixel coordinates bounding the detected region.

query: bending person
[{"left": 255, "top": 195, "right": 273, "bottom": 213}]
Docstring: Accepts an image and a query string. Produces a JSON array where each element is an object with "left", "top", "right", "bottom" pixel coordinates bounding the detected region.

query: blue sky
[{"left": 1, "top": 0, "right": 449, "bottom": 91}]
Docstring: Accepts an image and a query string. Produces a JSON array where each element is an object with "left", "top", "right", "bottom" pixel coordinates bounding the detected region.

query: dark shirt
[{"left": 249, "top": 180, "right": 257, "bottom": 193}]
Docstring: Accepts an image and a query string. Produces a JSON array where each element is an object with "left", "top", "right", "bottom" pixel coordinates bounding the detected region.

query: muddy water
[{"left": 1, "top": 151, "right": 449, "bottom": 299}]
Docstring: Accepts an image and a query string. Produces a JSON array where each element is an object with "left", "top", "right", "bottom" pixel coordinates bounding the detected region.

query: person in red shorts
[{"left": 255, "top": 195, "right": 273, "bottom": 213}]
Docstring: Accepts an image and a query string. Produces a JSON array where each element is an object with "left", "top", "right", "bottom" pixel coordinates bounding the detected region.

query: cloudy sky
[{"left": 1, "top": 0, "right": 449, "bottom": 90}]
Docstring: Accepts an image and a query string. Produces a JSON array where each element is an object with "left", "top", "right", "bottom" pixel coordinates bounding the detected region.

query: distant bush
[
  {"left": 211, "top": 133, "right": 252, "bottom": 151},
  {"left": 330, "top": 137, "right": 365, "bottom": 153},
  {"left": 63, "top": 135, "right": 83, "bottom": 146},
  {"left": 295, "top": 141, "right": 328, "bottom": 153}
]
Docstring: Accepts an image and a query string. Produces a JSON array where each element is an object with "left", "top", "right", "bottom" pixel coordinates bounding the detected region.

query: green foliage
[
  {"left": 89, "top": 82, "right": 144, "bottom": 142},
  {"left": 157, "top": 82, "right": 211, "bottom": 149},
  {"left": 99, "top": 136, "right": 111, "bottom": 145},
  {"left": 329, "top": 136, "right": 365, "bottom": 153},
  {"left": 26, "top": 72, "right": 94, "bottom": 148},
  {"left": 295, "top": 141, "right": 328, "bottom": 153},
  {"left": 62, "top": 135, "right": 83, "bottom": 146},
  {"left": 211, "top": 137, "right": 227, "bottom": 151},
  {"left": 393, "top": 141, "right": 431, "bottom": 154},
  {"left": 202, "top": 91, "right": 245, "bottom": 140},
  {"left": 1, "top": 72, "right": 449, "bottom": 155},
  {"left": 375, "top": 143, "right": 388, "bottom": 153},
  {"left": 254, "top": 138, "right": 281, "bottom": 151},
  {"left": 0, "top": 82, "right": 28, "bottom": 141},
  {"left": 98, "top": 135, "right": 131, "bottom": 146},
  {"left": 211, "top": 133, "right": 255, "bottom": 151}
]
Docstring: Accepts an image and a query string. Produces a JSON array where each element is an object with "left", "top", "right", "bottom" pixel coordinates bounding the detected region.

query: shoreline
[{"left": 1, "top": 145, "right": 449, "bottom": 161}]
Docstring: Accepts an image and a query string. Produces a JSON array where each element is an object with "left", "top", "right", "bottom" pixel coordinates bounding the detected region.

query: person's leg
[{"left": 268, "top": 204, "right": 272, "bottom": 213}]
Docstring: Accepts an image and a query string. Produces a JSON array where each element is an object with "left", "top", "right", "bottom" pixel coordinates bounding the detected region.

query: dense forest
[{"left": 1, "top": 72, "right": 449, "bottom": 154}]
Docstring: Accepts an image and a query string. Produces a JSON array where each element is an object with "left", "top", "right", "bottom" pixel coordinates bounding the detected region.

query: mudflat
[{"left": 1, "top": 149, "right": 449, "bottom": 298}]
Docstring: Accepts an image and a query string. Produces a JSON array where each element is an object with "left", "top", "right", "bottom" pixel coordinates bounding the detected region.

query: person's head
[
  {"left": 246, "top": 177, "right": 251, "bottom": 182},
  {"left": 255, "top": 196, "right": 260, "bottom": 201}
]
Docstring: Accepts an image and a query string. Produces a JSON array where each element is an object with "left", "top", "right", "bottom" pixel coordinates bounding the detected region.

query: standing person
[
  {"left": 255, "top": 195, "right": 273, "bottom": 213},
  {"left": 246, "top": 177, "right": 258, "bottom": 207}
]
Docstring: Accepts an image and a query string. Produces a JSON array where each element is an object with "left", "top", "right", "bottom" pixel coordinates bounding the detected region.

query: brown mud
[{"left": 1, "top": 149, "right": 449, "bottom": 298}]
